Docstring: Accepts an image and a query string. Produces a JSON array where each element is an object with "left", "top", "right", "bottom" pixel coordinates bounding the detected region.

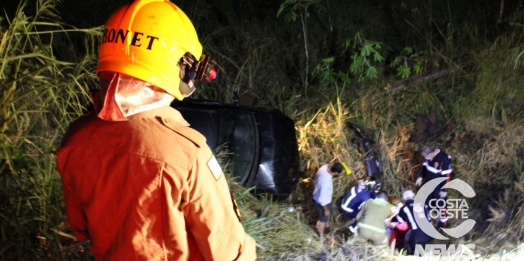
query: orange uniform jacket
[{"left": 57, "top": 106, "right": 257, "bottom": 260}]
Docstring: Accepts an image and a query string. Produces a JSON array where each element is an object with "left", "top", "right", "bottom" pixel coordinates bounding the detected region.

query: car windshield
[{"left": 218, "top": 111, "right": 258, "bottom": 184}]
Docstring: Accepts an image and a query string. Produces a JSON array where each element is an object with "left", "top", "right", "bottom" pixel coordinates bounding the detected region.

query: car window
[
  {"left": 175, "top": 108, "right": 219, "bottom": 151},
  {"left": 218, "top": 111, "right": 258, "bottom": 184}
]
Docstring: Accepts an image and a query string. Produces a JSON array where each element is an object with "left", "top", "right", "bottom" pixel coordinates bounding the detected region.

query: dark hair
[
  {"left": 330, "top": 162, "right": 343, "bottom": 174},
  {"left": 376, "top": 191, "right": 388, "bottom": 200}
]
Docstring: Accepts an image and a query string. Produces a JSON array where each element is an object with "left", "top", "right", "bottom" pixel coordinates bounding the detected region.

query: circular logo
[{"left": 414, "top": 177, "right": 476, "bottom": 240}]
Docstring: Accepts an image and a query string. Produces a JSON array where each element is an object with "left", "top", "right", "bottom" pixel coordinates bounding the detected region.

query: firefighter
[
  {"left": 341, "top": 176, "right": 379, "bottom": 234},
  {"left": 354, "top": 191, "right": 392, "bottom": 245},
  {"left": 56, "top": 1, "right": 256, "bottom": 260},
  {"left": 396, "top": 190, "right": 433, "bottom": 255},
  {"left": 416, "top": 145, "right": 452, "bottom": 230}
]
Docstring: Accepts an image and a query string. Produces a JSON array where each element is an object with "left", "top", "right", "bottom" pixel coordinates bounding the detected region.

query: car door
[
  {"left": 217, "top": 110, "right": 259, "bottom": 185},
  {"left": 173, "top": 105, "right": 259, "bottom": 186}
]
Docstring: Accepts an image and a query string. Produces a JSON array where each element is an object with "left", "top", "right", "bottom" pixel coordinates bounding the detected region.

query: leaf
[
  {"left": 285, "top": 12, "right": 298, "bottom": 22},
  {"left": 373, "top": 51, "right": 384, "bottom": 62},
  {"left": 350, "top": 56, "right": 364, "bottom": 75},
  {"left": 277, "top": 0, "right": 296, "bottom": 18},
  {"left": 322, "top": 57, "right": 335, "bottom": 64},
  {"left": 338, "top": 71, "right": 351, "bottom": 85},
  {"left": 344, "top": 39, "right": 352, "bottom": 50},
  {"left": 365, "top": 66, "right": 378, "bottom": 79},
  {"left": 401, "top": 47, "right": 413, "bottom": 55},
  {"left": 360, "top": 43, "right": 374, "bottom": 57},
  {"left": 413, "top": 64, "right": 422, "bottom": 74},
  {"left": 397, "top": 65, "right": 411, "bottom": 79},
  {"left": 321, "top": 69, "right": 336, "bottom": 82},
  {"left": 391, "top": 57, "right": 401, "bottom": 67}
]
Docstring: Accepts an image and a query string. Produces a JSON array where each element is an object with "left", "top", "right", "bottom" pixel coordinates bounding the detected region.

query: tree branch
[{"left": 391, "top": 68, "right": 458, "bottom": 93}]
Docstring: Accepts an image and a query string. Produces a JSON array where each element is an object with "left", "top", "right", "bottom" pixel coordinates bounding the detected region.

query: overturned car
[{"left": 171, "top": 99, "right": 300, "bottom": 197}]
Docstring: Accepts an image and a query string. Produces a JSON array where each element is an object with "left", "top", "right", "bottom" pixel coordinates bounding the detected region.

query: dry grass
[{"left": 243, "top": 97, "right": 524, "bottom": 260}]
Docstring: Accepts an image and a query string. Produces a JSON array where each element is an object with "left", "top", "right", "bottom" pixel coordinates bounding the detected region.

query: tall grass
[{"left": 0, "top": 0, "right": 99, "bottom": 259}]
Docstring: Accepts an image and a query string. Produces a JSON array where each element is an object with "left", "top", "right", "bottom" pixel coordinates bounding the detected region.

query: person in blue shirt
[
  {"left": 340, "top": 176, "right": 380, "bottom": 234},
  {"left": 416, "top": 145, "right": 452, "bottom": 230}
]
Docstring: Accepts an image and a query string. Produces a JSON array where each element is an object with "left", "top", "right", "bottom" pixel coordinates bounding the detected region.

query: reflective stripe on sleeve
[
  {"left": 403, "top": 207, "right": 418, "bottom": 230},
  {"left": 341, "top": 187, "right": 357, "bottom": 213},
  {"left": 423, "top": 162, "right": 441, "bottom": 174},
  {"left": 357, "top": 223, "right": 386, "bottom": 233}
]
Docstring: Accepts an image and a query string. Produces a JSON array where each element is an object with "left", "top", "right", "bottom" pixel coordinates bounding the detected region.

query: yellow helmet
[{"left": 96, "top": 0, "right": 204, "bottom": 100}]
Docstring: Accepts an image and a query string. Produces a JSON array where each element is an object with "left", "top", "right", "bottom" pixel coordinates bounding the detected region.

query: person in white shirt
[{"left": 312, "top": 162, "right": 344, "bottom": 238}]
